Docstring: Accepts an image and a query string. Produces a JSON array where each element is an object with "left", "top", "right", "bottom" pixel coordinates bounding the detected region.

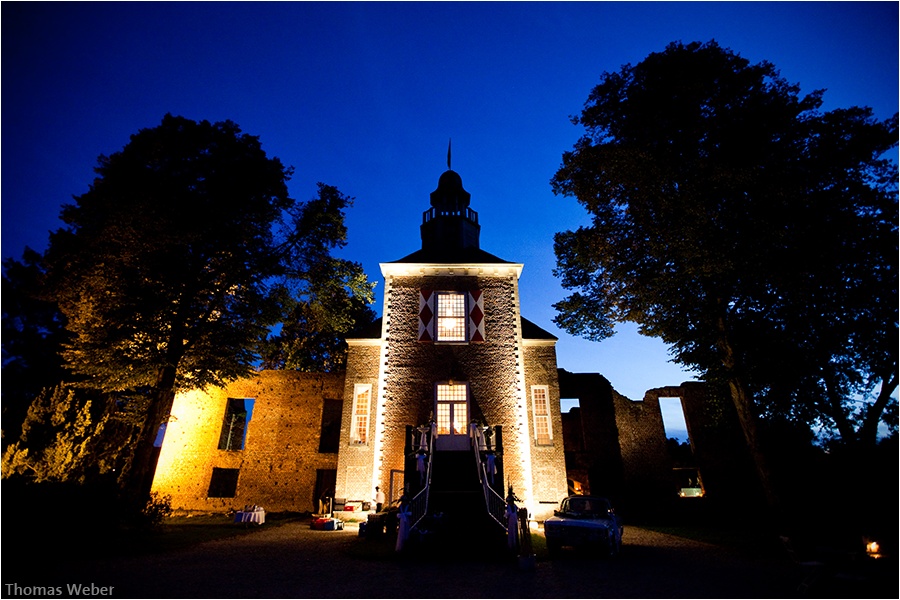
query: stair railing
[
  {"left": 470, "top": 423, "right": 507, "bottom": 529},
  {"left": 408, "top": 421, "right": 435, "bottom": 532}
]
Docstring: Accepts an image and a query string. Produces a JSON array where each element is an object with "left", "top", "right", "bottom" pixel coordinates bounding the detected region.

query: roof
[
  {"left": 521, "top": 317, "right": 558, "bottom": 341},
  {"left": 390, "top": 246, "right": 514, "bottom": 265}
]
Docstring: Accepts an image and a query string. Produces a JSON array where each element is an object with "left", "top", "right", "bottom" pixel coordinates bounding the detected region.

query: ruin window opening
[
  {"left": 318, "top": 398, "right": 343, "bottom": 453},
  {"left": 218, "top": 398, "right": 254, "bottom": 451},
  {"left": 659, "top": 396, "right": 703, "bottom": 498},
  {"left": 207, "top": 467, "right": 240, "bottom": 498},
  {"left": 560, "top": 397, "right": 579, "bottom": 413}
]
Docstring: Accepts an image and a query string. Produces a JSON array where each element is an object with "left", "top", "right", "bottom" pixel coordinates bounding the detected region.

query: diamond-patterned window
[{"left": 436, "top": 292, "right": 467, "bottom": 342}]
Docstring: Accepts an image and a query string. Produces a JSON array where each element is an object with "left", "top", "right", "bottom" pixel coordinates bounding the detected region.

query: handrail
[
  {"left": 470, "top": 424, "right": 507, "bottom": 529},
  {"left": 408, "top": 422, "right": 435, "bottom": 532}
]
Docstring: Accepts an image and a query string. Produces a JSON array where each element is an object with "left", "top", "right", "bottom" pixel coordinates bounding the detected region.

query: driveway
[{"left": 12, "top": 521, "right": 814, "bottom": 599}]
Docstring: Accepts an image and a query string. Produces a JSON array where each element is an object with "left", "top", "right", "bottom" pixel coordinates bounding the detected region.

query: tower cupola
[{"left": 421, "top": 169, "right": 480, "bottom": 253}]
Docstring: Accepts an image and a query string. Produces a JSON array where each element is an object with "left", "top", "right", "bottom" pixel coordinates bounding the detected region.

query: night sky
[{"left": 2, "top": 3, "right": 897, "bottom": 435}]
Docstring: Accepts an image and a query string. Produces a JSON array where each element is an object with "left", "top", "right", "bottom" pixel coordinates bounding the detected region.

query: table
[{"left": 234, "top": 509, "right": 265, "bottom": 525}]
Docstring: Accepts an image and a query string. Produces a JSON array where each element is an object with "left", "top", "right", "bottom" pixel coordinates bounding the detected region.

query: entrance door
[{"left": 435, "top": 382, "right": 469, "bottom": 451}]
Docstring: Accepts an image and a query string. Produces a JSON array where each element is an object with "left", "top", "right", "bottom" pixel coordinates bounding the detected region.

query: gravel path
[{"left": 21, "top": 522, "right": 803, "bottom": 598}]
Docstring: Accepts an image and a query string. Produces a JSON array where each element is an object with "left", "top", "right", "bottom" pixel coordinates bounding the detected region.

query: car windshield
[{"left": 563, "top": 497, "right": 610, "bottom": 517}]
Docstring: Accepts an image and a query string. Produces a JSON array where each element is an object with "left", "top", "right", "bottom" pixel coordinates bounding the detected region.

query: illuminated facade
[{"left": 151, "top": 167, "right": 753, "bottom": 523}]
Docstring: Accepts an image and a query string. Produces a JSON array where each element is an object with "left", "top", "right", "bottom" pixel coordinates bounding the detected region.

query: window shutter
[
  {"left": 418, "top": 289, "right": 435, "bottom": 342},
  {"left": 468, "top": 289, "right": 485, "bottom": 342}
]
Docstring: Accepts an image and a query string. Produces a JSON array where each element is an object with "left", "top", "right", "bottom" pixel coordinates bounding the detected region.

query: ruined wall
[
  {"left": 557, "top": 371, "right": 625, "bottom": 502},
  {"left": 649, "top": 383, "right": 758, "bottom": 506},
  {"left": 615, "top": 389, "right": 672, "bottom": 510},
  {"left": 152, "top": 371, "right": 345, "bottom": 513}
]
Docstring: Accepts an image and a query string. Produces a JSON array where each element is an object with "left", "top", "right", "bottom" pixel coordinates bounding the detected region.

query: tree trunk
[
  {"left": 123, "top": 365, "right": 177, "bottom": 507},
  {"left": 716, "top": 309, "right": 780, "bottom": 510},
  {"left": 859, "top": 369, "right": 897, "bottom": 447}
]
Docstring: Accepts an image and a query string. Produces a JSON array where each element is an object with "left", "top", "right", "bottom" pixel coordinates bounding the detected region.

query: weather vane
[{"left": 447, "top": 138, "right": 452, "bottom": 170}]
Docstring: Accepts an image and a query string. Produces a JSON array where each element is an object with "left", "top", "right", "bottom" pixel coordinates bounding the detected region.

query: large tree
[
  {"left": 261, "top": 183, "right": 376, "bottom": 372},
  {"left": 551, "top": 41, "right": 897, "bottom": 507},
  {"left": 42, "top": 114, "right": 294, "bottom": 501}
]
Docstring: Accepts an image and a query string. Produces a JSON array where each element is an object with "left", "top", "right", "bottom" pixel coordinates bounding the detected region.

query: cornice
[{"left": 380, "top": 262, "right": 524, "bottom": 279}]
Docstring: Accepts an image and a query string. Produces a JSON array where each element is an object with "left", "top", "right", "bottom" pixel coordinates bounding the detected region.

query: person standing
[{"left": 374, "top": 486, "right": 385, "bottom": 513}]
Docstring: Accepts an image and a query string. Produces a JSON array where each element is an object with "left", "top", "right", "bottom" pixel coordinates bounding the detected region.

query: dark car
[{"left": 543, "top": 495, "right": 623, "bottom": 557}]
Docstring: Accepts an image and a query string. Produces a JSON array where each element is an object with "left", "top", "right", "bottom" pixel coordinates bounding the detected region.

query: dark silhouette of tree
[
  {"left": 551, "top": 41, "right": 897, "bottom": 508},
  {"left": 33, "top": 114, "right": 371, "bottom": 503},
  {"left": 1, "top": 248, "right": 69, "bottom": 444},
  {"left": 261, "top": 183, "right": 376, "bottom": 371}
]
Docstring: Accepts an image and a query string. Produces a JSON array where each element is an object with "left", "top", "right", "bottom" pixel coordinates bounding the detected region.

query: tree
[
  {"left": 43, "top": 114, "right": 294, "bottom": 501},
  {"left": 2, "top": 384, "right": 139, "bottom": 484},
  {"left": 2, "top": 248, "right": 69, "bottom": 444},
  {"left": 551, "top": 41, "right": 897, "bottom": 508},
  {"left": 260, "top": 183, "right": 376, "bottom": 371}
]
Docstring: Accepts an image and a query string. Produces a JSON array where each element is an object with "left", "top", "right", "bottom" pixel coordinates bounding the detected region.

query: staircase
[{"left": 412, "top": 449, "right": 506, "bottom": 558}]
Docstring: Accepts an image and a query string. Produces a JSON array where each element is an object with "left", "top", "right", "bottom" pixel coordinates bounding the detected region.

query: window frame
[
  {"left": 435, "top": 291, "right": 468, "bottom": 343},
  {"left": 350, "top": 383, "right": 372, "bottom": 445},
  {"left": 531, "top": 385, "right": 553, "bottom": 446}
]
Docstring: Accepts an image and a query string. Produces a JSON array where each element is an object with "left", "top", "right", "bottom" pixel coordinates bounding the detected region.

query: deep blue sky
[{"left": 3, "top": 3, "right": 897, "bottom": 434}]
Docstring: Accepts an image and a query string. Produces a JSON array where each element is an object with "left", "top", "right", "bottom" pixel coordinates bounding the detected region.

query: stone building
[{"left": 151, "top": 167, "right": 750, "bottom": 525}]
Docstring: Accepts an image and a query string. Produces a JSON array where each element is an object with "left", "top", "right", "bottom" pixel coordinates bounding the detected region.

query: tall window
[
  {"left": 350, "top": 384, "right": 371, "bottom": 445},
  {"left": 436, "top": 383, "right": 468, "bottom": 435},
  {"left": 318, "top": 398, "right": 343, "bottom": 453},
  {"left": 436, "top": 292, "right": 467, "bottom": 342},
  {"left": 218, "top": 398, "right": 254, "bottom": 451},
  {"left": 531, "top": 385, "right": 552, "bottom": 445}
]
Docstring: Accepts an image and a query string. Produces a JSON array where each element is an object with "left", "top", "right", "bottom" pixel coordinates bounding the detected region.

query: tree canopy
[
  {"left": 552, "top": 41, "right": 897, "bottom": 504},
  {"left": 5, "top": 114, "right": 374, "bottom": 499}
]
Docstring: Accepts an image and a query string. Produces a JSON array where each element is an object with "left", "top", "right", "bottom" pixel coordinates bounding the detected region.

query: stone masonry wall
[
  {"left": 523, "top": 342, "right": 569, "bottom": 519},
  {"left": 152, "top": 371, "right": 345, "bottom": 513},
  {"left": 334, "top": 341, "right": 381, "bottom": 504},
  {"left": 376, "top": 272, "right": 531, "bottom": 503},
  {"left": 614, "top": 389, "right": 672, "bottom": 510}
]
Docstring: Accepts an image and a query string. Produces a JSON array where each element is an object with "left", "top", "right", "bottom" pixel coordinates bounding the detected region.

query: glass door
[{"left": 435, "top": 382, "right": 469, "bottom": 451}]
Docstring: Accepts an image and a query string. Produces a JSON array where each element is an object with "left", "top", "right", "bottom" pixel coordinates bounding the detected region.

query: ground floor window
[
  {"left": 208, "top": 467, "right": 240, "bottom": 498},
  {"left": 531, "top": 385, "right": 552, "bottom": 445},
  {"left": 350, "top": 384, "right": 371, "bottom": 445}
]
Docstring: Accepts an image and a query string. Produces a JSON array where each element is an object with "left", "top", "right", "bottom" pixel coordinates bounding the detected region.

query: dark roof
[
  {"left": 390, "top": 246, "right": 514, "bottom": 265},
  {"left": 347, "top": 317, "right": 383, "bottom": 339},
  {"left": 521, "top": 317, "right": 558, "bottom": 341}
]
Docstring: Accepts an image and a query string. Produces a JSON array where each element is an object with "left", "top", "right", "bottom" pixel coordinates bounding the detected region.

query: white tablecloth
[{"left": 235, "top": 510, "right": 265, "bottom": 524}]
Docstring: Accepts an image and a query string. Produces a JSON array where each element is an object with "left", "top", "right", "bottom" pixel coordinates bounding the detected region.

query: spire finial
[{"left": 447, "top": 138, "right": 452, "bottom": 170}]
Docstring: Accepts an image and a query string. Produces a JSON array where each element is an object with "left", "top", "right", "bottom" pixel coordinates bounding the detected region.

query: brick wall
[
  {"left": 151, "top": 371, "right": 344, "bottom": 513},
  {"left": 523, "top": 342, "right": 569, "bottom": 519}
]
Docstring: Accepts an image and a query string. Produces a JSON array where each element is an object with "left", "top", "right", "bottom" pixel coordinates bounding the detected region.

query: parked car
[{"left": 543, "top": 495, "right": 623, "bottom": 557}]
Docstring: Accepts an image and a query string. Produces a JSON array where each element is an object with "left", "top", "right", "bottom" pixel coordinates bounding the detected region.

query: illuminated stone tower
[{"left": 335, "top": 166, "right": 568, "bottom": 521}]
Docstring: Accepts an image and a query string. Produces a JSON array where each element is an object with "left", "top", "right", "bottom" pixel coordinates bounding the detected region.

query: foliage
[
  {"left": 1, "top": 248, "right": 69, "bottom": 443},
  {"left": 140, "top": 491, "right": 174, "bottom": 530},
  {"left": 261, "top": 183, "right": 376, "bottom": 371},
  {"left": 45, "top": 114, "right": 293, "bottom": 394},
  {"left": 5, "top": 115, "right": 376, "bottom": 501},
  {"left": 1, "top": 384, "right": 139, "bottom": 484},
  {"left": 551, "top": 41, "right": 897, "bottom": 453}
]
